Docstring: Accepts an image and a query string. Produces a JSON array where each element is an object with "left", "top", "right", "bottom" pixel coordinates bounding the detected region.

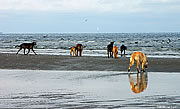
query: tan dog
[
  {"left": 70, "top": 46, "right": 77, "bottom": 56},
  {"left": 128, "top": 52, "right": 148, "bottom": 72},
  {"left": 112, "top": 46, "right": 118, "bottom": 58},
  {"left": 16, "top": 42, "right": 37, "bottom": 55},
  {"left": 76, "top": 44, "right": 83, "bottom": 56}
]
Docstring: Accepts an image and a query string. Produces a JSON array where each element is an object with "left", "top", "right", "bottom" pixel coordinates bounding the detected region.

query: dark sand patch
[{"left": 0, "top": 53, "right": 180, "bottom": 72}]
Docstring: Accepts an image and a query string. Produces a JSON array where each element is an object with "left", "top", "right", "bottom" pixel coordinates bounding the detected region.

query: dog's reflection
[{"left": 128, "top": 72, "right": 148, "bottom": 93}]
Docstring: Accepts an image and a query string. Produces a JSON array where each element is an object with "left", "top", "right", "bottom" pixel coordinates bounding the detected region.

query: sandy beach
[{"left": 0, "top": 53, "right": 180, "bottom": 72}]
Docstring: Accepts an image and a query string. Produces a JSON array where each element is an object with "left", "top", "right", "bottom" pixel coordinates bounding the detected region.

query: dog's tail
[{"left": 15, "top": 45, "right": 20, "bottom": 48}]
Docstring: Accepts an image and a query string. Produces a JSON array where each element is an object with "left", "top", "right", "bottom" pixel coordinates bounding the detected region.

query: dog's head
[
  {"left": 32, "top": 42, "right": 36, "bottom": 45},
  {"left": 144, "top": 60, "right": 148, "bottom": 68},
  {"left": 110, "top": 42, "right": 114, "bottom": 45}
]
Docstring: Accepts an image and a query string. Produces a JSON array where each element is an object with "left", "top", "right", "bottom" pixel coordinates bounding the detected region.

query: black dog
[
  {"left": 120, "top": 44, "right": 127, "bottom": 56},
  {"left": 107, "top": 42, "right": 114, "bottom": 58},
  {"left": 16, "top": 42, "right": 37, "bottom": 55}
]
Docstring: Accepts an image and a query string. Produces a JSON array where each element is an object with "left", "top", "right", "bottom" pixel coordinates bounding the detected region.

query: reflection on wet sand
[
  {"left": 1, "top": 70, "right": 180, "bottom": 108},
  {"left": 128, "top": 72, "right": 148, "bottom": 93}
]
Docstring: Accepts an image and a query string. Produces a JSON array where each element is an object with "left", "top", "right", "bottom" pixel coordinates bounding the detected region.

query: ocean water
[{"left": 0, "top": 33, "right": 180, "bottom": 58}]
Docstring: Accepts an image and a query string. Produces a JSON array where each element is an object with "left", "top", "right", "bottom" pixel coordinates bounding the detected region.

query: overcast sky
[{"left": 0, "top": 0, "right": 180, "bottom": 33}]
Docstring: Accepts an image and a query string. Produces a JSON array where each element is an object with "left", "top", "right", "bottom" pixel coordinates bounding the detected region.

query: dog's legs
[
  {"left": 24, "top": 48, "right": 26, "bottom": 55},
  {"left": 124, "top": 50, "right": 126, "bottom": 56},
  {"left": 113, "top": 51, "right": 117, "bottom": 58},
  {"left": 141, "top": 63, "right": 145, "bottom": 72},
  {"left": 76, "top": 49, "right": 79, "bottom": 56},
  {"left": 110, "top": 51, "right": 112, "bottom": 58},
  {"left": 27, "top": 49, "right": 30, "bottom": 55},
  {"left": 109, "top": 50, "right": 111, "bottom": 58},
  {"left": 128, "top": 64, "right": 132, "bottom": 72},
  {"left": 79, "top": 50, "right": 81, "bottom": 56},
  {"left": 80, "top": 46, "right": 83, "bottom": 56},
  {"left": 79, "top": 49, "right": 81, "bottom": 56},
  {"left": 136, "top": 60, "right": 140, "bottom": 73},
  {"left": 80, "top": 49, "right": 82, "bottom": 56},
  {"left": 71, "top": 49, "right": 73, "bottom": 56},
  {"left": 113, "top": 50, "right": 115, "bottom": 58},
  {"left": 115, "top": 50, "right": 118, "bottom": 58},
  {"left": 16, "top": 48, "right": 22, "bottom": 55},
  {"left": 128, "top": 57, "right": 134, "bottom": 72},
  {"left": 73, "top": 51, "right": 75, "bottom": 56},
  {"left": 76, "top": 50, "right": 78, "bottom": 56},
  {"left": 72, "top": 48, "right": 75, "bottom": 56},
  {"left": 107, "top": 49, "right": 109, "bottom": 58},
  {"left": 32, "top": 48, "right": 37, "bottom": 55},
  {"left": 121, "top": 50, "right": 123, "bottom": 57},
  {"left": 74, "top": 49, "right": 76, "bottom": 56}
]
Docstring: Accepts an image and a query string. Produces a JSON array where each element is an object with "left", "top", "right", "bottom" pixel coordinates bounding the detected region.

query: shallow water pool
[{"left": 0, "top": 70, "right": 180, "bottom": 108}]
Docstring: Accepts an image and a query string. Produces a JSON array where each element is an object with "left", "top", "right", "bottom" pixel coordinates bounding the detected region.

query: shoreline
[
  {"left": 1, "top": 53, "right": 180, "bottom": 72},
  {"left": 1, "top": 48, "right": 180, "bottom": 59}
]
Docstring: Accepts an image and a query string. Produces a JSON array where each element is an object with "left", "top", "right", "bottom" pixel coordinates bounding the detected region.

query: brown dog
[
  {"left": 70, "top": 46, "right": 77, "bottom": 56},
  {"left": 128, "top": 52, "right": 148, "bottom": 72},
  {"left": 76, "top": 44, "right": 83, "bottom": 56},
  {"left": 16, "top": 42, "right": 37, "bottom": 55},
  {"left": 112, "top": 46, "right": 118, "bottom": 58}
]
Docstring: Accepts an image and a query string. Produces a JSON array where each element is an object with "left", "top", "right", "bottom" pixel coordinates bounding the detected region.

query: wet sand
[
  {"left": 0, "top": 70, "right": 180, "bottom": 108},
  {"left": 0, "top": 53, "right": 180, "bottom": 72}
]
